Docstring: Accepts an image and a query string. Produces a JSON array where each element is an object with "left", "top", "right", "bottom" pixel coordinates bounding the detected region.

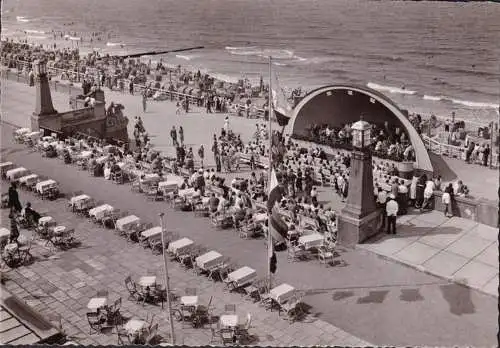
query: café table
[
  {"left": 270, "top": 283, "right": 296, "bottom": 305},
  {"left": 219, "top": 314, "right": 239, "bottom": 328},
  {"left": 226, "top": 266, "right": 257, "bottom": 289},
  {"left": 195, "top": 251, "right": 223, "bottom": 271},
  {"left": 141, "top": 226, "right": 162, "bottom": 240},
  {"left": 124, "top": 319, "right": 147, "bottom": 335},
  {"left": 87, "top": 297, "right": 107, "bottom": 311},
  {"left": 0, "top": 228, "right": 11, "bottom": 245},
  {"left": 36, "top": 179, "right": 58, "bottom": 195},
  {"left": 115, "top": 215, "right": 141, "bottom": 231},
  {"left": 298, "top": 233, "right": 324, "bottom": 250},
  {"left": 89, "top": 204, "right": 114, "bottom": 220},
  {"left": 39, "top": 216, "right": 55, "bottom": 227},
  {"left": 138, "top": 276, "right": 156, "bottom": 288},
  {"left": 167, "top": 238, "right": 194, "bottom": 255},
  {"left": 180, "top": 296, "right": 198, "bottom": 307}
]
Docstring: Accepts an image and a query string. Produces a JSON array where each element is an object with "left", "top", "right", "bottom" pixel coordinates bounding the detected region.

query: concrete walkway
[
  {"left": 0, "top": 188, "right": 369, "bottom": 347},
  {"left": 359, "top": 210, "right": 498, "bottom": 297},
  {"left": 1, "top": 123, "right": 497, "bottom": 346}
]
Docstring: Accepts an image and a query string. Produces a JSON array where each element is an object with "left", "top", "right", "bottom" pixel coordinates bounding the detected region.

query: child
[{"left": 176, "top": 101, "right": 182, "bottom": 115}]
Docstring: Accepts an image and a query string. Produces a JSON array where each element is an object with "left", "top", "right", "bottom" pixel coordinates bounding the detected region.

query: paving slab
[
  {"left": 481, "top": 274, "right": 499, "bottom": 297},
  {"left": 394, "top": 241, "right": 441, "bottom": 266},
  {"left": 446, "top": 235, "right": 494, "bottom": 259},
  {"left": 452, "top": 261, "right": 499, "bottom": 289},
  {"left": 422, "top": 251, "right": 471, "bottom": 278},
  {"left": 473, "top": 243, "right": 499, "bottom": 267},
  {"left": 467, "top": 224, "right": 499, "bottom": 242}
]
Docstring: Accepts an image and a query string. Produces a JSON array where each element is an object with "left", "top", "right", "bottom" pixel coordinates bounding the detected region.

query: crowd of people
[{"left": 304, "top": 121, "right": 415, "bottom": 162}]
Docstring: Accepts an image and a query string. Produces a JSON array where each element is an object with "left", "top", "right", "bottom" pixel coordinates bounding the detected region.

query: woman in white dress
[{"left": 409, "top": 175, "right": 418, "bottom": 206}]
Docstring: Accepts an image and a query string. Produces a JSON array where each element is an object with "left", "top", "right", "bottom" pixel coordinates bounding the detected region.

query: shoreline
[
  {"left": 1, "top": 31, "right": 499, "bottom": 126},
  {"left": 1, "top": 77, "right": 498, "bottom": 203}
]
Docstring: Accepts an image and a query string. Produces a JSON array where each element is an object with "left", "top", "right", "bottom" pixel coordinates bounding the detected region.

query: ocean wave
[
  {"left": 175, "top": 54, "right": 199, "bottom": 61},
  {"left": 450, "top": 99, "right": 499, "bottom": 110},
  {"left": 107, "top": 42, "right": 125, "bottom": 47},
  {"left": 225, "top": 46, "right": 258, "bottom": 51},
  {"left": 27, "top": 35, "right": 48, "bottom": 40},
  {"left": 367, "top": 82, "right": 417, "bottom": 95},
  {"left": 24, "top": 29, "right": 45, "bottom": 34},
  {"left": 225, "top": 46, "right": 304, "bottom": 61},
  {"left": 16, "top": 16, "right": 30, "bottom": 23},
  {"left": 423, "top": 95, "right": 443, "bottom": 101},
  {"left": 273, "top": 62, "right": 288, "bottom": 66}
]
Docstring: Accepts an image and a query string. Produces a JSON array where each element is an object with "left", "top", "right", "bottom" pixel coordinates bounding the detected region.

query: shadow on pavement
[
  {"left": 439, "top": 283, "right": 475, "bottom": 315},
  {"left": 356, "top": 290, "right": 389, "bottom": 304},
  {"left": 429, "top": 152, "right": 458, "bottom": 182},
  {"left": 399, "top": 288, "right": 425, "bottom": 302}
]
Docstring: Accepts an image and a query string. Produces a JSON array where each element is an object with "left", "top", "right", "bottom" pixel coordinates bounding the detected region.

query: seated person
[
  {"left": 208, "top": 193, "right": 220, "bottom": 213},
  {"left": 45, "top": 145, "right": 58, "bottom": 158},
  {"left": 22, "top": 202, "right": 41, "bottom": 225}
]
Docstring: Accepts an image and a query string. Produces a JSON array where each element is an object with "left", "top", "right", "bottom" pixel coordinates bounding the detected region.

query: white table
[
  {"left": 158, "top": 181, "right": 178, "bottom": 193},
  {"left": 71, "top": 194, "right": 91, "bottom": 205},
  {"left": 0, "top": 162, "right": 14, "bottom": 172},
  {"left": 89, "top": 204, "right": 114, "bottom": 220},
  {"left": 87, "top": 297, "right": 107, "bottom": 310},
  {"left": 195, "top": 251, "right": 223, "bottom": 270},
  {"left": 220, "top": 314, "right": 239, "bottom": 328},
  {"left": 36, "top": 179, "right": 58, "bottom": 194},
  {"left": 178, "top": 188, "right": 195, "bottom": 198},
  {"left": 144, "top": 173, "right": 160, "bottom": 181},
  {"left": 253, "top": 213, "right": 268, "bottom": 223},
  {"left": 39, "top": 216, "right": 54, "bottom": 226},
  {"left": 141, "top": 226, "right": 162, "bottom": 239},
  {"left": 167, "top": 238, "right": 194, "bottom": 254},
  {"left": 96, "top": 156, "right": 108, "bottom": 164},
  {"left": 53, "top": 226, "right": 67, "bottom": 235},
  {"left": 298, "top": 233, "right": 324, "bottom": 250},
  {"left": 115, "top": 215, "right": 140, "bottom": 231},
  {"left": 270, "top": 283, "right": 296, "bottom": 304},
  {"left": 227, "top": 266, "right": 257, "bottom": 287},
  {"left": 138, "top": 276, "right": 156, "bottom": 287},
  {"left": 124, "top": 319, "right": 147, "bottom": 335},
  {"left": 0, "top": 228, "right": 10, "bottom": 244},
  {"left": 180, "top": 296, "right": 198, "bottom": 307},
  {"left": 80, "top": 150, "right": 93, "bottom": 159},
  {"left": 15, "top": 128, "right": 30, "bottom": 135},
  {"left": 19, "top": 174, "right": 39, "bottom": 186},
  {"left": 6, "top": 167, "right": 28, "bottom": 181}
]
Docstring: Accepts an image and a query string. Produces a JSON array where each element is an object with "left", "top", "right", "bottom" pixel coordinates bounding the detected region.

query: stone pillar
[
  {"left": 338, "top": 150, "right": 380, "bottom": 247},
  {"left": 31, "top": 60, "right": 58, "bottom": 131}
]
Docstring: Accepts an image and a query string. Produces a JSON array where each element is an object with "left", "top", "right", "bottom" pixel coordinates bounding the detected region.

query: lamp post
[
  {"left": 158, "top": 213, "right": 175, "bottom": 344},
  {"left": 338, "top": 117, "right": 379, "bottom": 247}
]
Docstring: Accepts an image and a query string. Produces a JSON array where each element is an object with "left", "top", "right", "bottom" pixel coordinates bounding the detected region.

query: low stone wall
[{"left": 433, "top": 191, "right": 498, "bottom": 227}]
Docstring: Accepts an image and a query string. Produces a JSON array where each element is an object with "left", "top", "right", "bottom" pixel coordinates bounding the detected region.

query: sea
[{"left": 2, "top": 0, "right": 499, "bottom": 124}]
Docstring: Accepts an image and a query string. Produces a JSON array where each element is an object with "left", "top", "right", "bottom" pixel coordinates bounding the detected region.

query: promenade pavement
[
  {"left": 2, "top": 77, "right": 497, "bottom": 201},
  {"left": 1, "top": 123, "right": 497, "bottom": 346},
  {"left": 359, "top": 210, "right": 498, "bottom": 297},
  {"left": 0, "top": 188, "right": 369, "bottom": 347}
]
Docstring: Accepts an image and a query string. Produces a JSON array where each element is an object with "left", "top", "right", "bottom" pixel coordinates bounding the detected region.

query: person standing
[
  {"left": 179, "top": 126, "right": 184, "bottom": 146},
  {"left": 224, "top": 116, "right": 230, "bottom": 135},
  {"left": 442, "top": 183, "right": 454, "bottom": 218},
  {"left": 9, "top": 213, "right": 20, "bottom": 243},
  {"left": 142, "top": 89, "right": 147, "bottom": 112},
  {"left": 8, "top": 182, "right": 22, "bottom": 214},
  {"left": 386, "top": 194, "right": 399, "bottom": 234},
  {"left": 377, "top": 187, "right": 388, "bottom": 230},
  {"left": 129, "top": 80, "right": 134, "bottom": 95},
  {"left": 198, "top": 145, "right": 205, "bottom": 168},
  {"left": 170, "top": 126, "right": 177, "bottom": 146},
  {"left": 483, "top": 144, "right": 490, "bottom": 166},
  {"left": 184, "top": 97, "right": 189, "bottom": 113}
]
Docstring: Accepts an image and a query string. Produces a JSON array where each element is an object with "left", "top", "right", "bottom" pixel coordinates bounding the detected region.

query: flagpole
[{"left": 267, "top": 56, "right": 273, "bottom": 292}]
